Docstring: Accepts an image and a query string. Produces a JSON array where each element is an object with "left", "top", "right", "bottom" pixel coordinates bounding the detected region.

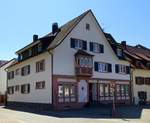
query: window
[
  {"left": 86, "top": 23, "right": 90, "bottom": 30},
  {"left": 21, "top": 65, "right": 30, "bottom": 76},
  {"left": 22, "top": 50, "right": 29, "bottom": 59},
  {"left": 145, "top": 78, "right": 150, "bottom": 85},
  {"left": 115, "top": 64, "right": 130, "bottom": 74},
  {"left": 32, "top": 45, "right": 38, "bottom": 55},
  {"left": 15, "top": 85, "right": 20, "bottom": 92},
  {"left": 8, "top": 71, "right": 14, "bottom": 80},
  {"left": 21, "top": 84, "right": 30, "bottom": 94},
  {"left": 15, "top": 68, "right": 20, "bottom": 75},
  {"left": 7, "top": 86, "right": 14, "bottom": 94},
  {"left": 36, "top": 60, "right": 45, "bottom": 72},
  {"left": 147, "top": 62, "right": 150, "bottom": 68},
  {"left": 116, "top": 48, "right": 123, "bottom": 57},
  {"left": 79, "top": 57, "right": 93, "bottom": 67},
  {"left": 116, "top": 84, "right": 130, "bottom": 100},
  {"left": 36, "top": 81, "right": 45, "bottom": 89},
  {"left": 99, "top": 84, "right": 112, "bottom": 101},
  {"left": 90, "top": 42, "right": 104, "bottom": 53},
  {"left": 94, "top": 62, "right": 112, "bottom": 73},
  {"left": 135, "top": 77, "right": 144, "bottom": 85},
  {"left": 29, "top": 49, "right": 32, "bottom": 56},
  {"left": 138, "top": 91, "right": 147, "bottom": 100},
  {"left": 136, "top": 61, "right": 142, "bottom": 67},
  {"left": 38, "top": 43, "right": 42, "bottom": 52},
  {"left": 70, "top": 38, "right": 87, "bottom": 50},
  {"left": 58, "top": 83, "right": 77, "bottom": 103}
]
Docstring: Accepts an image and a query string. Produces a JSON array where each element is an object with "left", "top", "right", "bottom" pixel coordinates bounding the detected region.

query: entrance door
[
  {"left": 138, "top": 91, "right": 147, "bottom": 103},
  {"left": 89, "top": 83, "right": 93, "bottom": 102}
]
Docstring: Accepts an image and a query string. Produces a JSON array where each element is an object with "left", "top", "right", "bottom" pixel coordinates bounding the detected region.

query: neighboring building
[
  {"left": 123, "top": 44, "right": 150, "bottom": 104},
  {"left": 105, "top": 33, "right": 150, "bottom": 104},
  {"left": 0, "top": 60, "right": 8, "bottom": 96},
  {"left": 6, "top": 10, "right": 131, "bottom": 110},
  {"left": 0, "top": 59, "right": 14, "bottom": 104}
]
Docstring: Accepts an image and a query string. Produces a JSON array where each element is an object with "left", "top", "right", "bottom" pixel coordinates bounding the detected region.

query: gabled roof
[
  {"left": 46, "top": 10, "right": 90, "bottom": 50},
  {"left": 75, "top": 50, "right": 94, "bottom": 57},
  {"left": 125, "top": 45, "right": 150, "bottom": 61},
  {"left": 0, "top": 60, "right": 8, "bottom": 67},
  {"left": 13, "top": 9, "right": 128, "bottom": 66},
  {"left": 16, "top": 10, "right": 90, "bottom": 54}
]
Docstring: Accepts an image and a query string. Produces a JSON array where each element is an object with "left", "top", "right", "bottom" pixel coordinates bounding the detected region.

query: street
[{"left": 0, "top": 106, "right": 150, "bottom": 123}]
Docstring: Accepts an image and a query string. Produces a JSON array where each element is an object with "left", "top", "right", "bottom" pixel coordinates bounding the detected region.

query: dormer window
[
  {"left": 38, "top": 43, "right": 42, "bottom": 52},
  {"left": 136, "top": 61, "right": 141, "bottom": 67},
  {"left": 147, "top": 62, "right": 150, "bottom": 68},
  {"left": 29, "top": 49, "right": 32, "bottom": 56},
  {"left": 116, "top": 48, "right": 123, "bottom": 57}
]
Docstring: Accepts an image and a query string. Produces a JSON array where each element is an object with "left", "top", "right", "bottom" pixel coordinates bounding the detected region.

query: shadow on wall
[{"left": 4, "top": 104, "right": 150, "bottom": 119}]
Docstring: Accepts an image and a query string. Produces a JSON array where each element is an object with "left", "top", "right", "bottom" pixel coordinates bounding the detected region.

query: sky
[{"left": 0, "top": 0, "right": 150, "bottom": 60}]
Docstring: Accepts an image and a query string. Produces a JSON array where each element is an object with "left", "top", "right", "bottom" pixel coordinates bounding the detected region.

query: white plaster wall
[
  {"left": 132, "top": 69, "right": 150, "bottom": 102},
  {"left": 0, "top": 60, "right": 14, "bottom": 95},
  {"left": 53, "top": 12, "right": 130, "bottom": 81},
  {"left": 7, "top": 52, "right": 52, "bottom": 104},
  {"left": 78, "top": 80, "right": 88, "bottom": 102}
]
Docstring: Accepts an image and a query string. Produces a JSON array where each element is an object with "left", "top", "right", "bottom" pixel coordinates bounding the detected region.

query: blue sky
[{"left": 0, "top": 0, "right": 150, "bottom": 60}]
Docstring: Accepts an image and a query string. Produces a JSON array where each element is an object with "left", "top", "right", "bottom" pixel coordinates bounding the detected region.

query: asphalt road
[{"left": 0, "top": 106, "right": 150, "bottom": 123}]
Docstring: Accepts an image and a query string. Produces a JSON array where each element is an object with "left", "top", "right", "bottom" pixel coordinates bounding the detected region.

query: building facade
[
  {"left": 123, "top": 44, "right": 150, "bottom": 104},
  {"left": 0, "top": 60, "right": 14, "bottom": 104},
  {"left": 6, "top": 10, "right": 131, "bottom": 110}
]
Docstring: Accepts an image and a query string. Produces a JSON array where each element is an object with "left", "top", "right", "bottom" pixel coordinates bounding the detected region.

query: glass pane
[
  {"left": 65, "top": 97, "right": 70, "bottom": 102},
  {"left": 116, "top": 85, "right": 120, "bottom": 97},
  {"left": 71, "top": 98, "right": 76, "bottom": 102},
  {"left": 64, "top": 85, "right": 69, "bottom": 97},
  {"left": 58, "top": 98, "right": 64, "bottom": 102},
  {"left": 70, "top": 85, "right": 75, "bottom": 97},
  {"left": 104, "top": 84, "right": 109, "bottom": 96},
  {"left": 99, "top": 84, "right": 104, "bottom": 96},
  {"left": 58, "top": 85, "right": 63, "bottom": 97},
  {"left": 121, "top": 85, "right": 125, "bottom": 97},
  {"left": 125, "top": 85, "right": 129, "bottom": 96}
]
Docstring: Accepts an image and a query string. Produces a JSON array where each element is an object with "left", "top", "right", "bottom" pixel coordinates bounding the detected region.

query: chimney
[
  {"left": 121, "top": 41, "right": 126, "bottom": 48},
  {"left": 52, "top": 23, "right": 59, "bottom": 34},
  {"left": 33, "top": 34, "right": 38, "bottom": 42}
]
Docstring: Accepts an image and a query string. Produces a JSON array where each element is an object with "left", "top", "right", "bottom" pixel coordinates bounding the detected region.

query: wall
[
  {"left": 7, "top": 52, "right": 52, "bottom": 104},
  {"left": 53, "top": 12, "right": 130, "bottom": 81}
]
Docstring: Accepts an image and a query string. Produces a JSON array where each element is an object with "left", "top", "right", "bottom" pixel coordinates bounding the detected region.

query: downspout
[
  {"left": 48, "top": 50, "right": 54, "bottom": 107},
  {"left": 130, "top": 65, "right": 134, "bottom": 104},
  {"left": 4, "top": 69, "right": 8, "bottom": 106}
]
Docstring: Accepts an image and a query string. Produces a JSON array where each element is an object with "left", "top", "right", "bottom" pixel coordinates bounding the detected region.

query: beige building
[{"left": 123, "top": 44, "right": 150, "bottom": 104}]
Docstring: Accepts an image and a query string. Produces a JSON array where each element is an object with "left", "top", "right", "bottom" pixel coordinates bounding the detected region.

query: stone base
[{"left": 6, "top": 101, "right": 53, "bottom": 111}]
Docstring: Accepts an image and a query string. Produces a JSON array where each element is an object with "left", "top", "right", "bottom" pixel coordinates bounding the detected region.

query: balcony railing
[{"left": 75, "top": 67, "right": 93, "bottom": 76}]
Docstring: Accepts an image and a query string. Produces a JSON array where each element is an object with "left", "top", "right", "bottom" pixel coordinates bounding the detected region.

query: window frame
[
  {"left": 7, "top": 86, "right": 14, "bottom": 94},
  {"left": 36, "top": 81, "right": 46, "bottom": 89},
  {"left": 21, "top": 84, "right": 30, "bottom": 94},
  {"left": 86, "top": 23, "right": 90, "bottom": 31},
  {"left": 36, "top": 60, "right": 45, "bottom": 73},
  {"left": 21, "top": 65, "right": 30, "bottom": 76},
  {"left": 58, "top": 82, "right": 77, "bottom": 103}
]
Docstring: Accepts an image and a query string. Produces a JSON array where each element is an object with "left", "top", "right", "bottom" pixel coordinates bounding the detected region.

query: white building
[
  {"left": 7, "top": 10, "right": 131, "bottom": 110},
  {"left": 0, "top": 59, "right": 14, "bottom": 104}
]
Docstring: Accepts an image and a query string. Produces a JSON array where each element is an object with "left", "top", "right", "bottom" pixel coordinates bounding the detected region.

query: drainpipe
[
  {"left": 4, "top": 69, "right": 8, "bottom": 106},
  {"left": 130, "top": 65, "right": 135, "bottom": 104},
  {"left": 48, "top": 50, "right": 54, "bottom": 107}
]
